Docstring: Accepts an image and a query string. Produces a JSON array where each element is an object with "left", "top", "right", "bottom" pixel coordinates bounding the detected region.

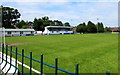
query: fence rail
[{"left": 0, "top": 44, "right": 111, "bottom": 75}]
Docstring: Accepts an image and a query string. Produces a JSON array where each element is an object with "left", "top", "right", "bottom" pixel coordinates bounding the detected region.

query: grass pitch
[{"left": 5, "top": 33, "right": 118, "bottom": 73}]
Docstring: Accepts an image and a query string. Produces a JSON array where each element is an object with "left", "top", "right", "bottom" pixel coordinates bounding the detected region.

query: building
[
  {"left": 72, "top": 27, "right": 77, "bottom": 33},
  {"left": 34, "top": 31, "right": 43, "bottom": 35},
  {"left": 108, "top": 27, "right": 120, "bottom": 32},
  {"left": 4, "top": 29, "right": 35, "bottom": 37},
  {"left": 43, "top": 26, "right": 73, "bottom": 35}
]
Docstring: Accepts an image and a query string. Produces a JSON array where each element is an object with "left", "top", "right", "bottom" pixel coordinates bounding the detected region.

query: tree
[
  {"left": 2, "top": 6, "right": 21, "bottom": 28},
  {"left": 82, "top": 22, "right": 87, "bottom": 33},
  {"left": 33, "top": 17, "right": 49, "bottom": 31},
  {"left": 33, "top": 18, "right": 44, "bottom": 31},
  {"left": 41, "top": 16, "right": 51, "bottom": 27},
  {"left": 53, "top": 20, "right": 63, "bottom": 26},
  {"left": 97, "top": 22, "right": 104, "bottom": 33},
  {"left": 16, "top": 20, "right": 26, "bottom": 28},
  {"left": 64, "top": 22, "right": 71, "bottom": 26},
  {"left": 76, "top": 22, "right": 86, "bottom": 33},
  {"left": 42, "top": 16, "right": 49, "bottom": 21},
  {"left": 49, "top": 20, "right": 55, "bottom": 26},
  {"left": 87, "top": 21, "right": 97, "bottom": 33},
  {"left": 27, "top": 21, "right": 33, "bottom": 26},
  {"left": 104, "top": 27, "right": 112, "bottom": 32},
  {"left": 33, "top": 16, "right": 71, "bottom": 31}
]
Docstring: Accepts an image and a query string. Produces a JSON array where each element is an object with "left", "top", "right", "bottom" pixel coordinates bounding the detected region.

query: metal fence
[{"left": 0, "top": 44, "right": 111, "bottom": 75}]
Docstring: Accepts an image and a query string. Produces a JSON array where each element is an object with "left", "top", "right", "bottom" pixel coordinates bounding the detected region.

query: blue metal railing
[{"left": 0, "top": 44, "right": 111, "bottom": 75}]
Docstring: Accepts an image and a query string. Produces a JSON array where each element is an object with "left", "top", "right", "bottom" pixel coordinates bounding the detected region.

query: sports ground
[{"left": 5, "top": 33, "right": 118, "bottom": 73}]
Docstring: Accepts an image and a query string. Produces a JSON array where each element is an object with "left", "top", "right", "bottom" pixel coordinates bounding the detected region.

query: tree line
[
  {"left": 16, "top": 16, "right": 71, "bottom": 31},
  {"left": 1, "top": 6, "right": 70, "bottom": 29},
  {"left": 1, "top": 6, "right": 112, "bottom": 33},
  {"left": 76, "top": 21, "right": 104, "bottom": 33}
]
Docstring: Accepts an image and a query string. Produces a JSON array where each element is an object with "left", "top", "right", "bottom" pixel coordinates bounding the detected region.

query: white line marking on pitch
[{"left": 0, "top": 52, "right": 44, "bottom": 75}]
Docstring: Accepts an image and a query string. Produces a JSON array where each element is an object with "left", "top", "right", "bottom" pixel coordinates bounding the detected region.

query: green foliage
[
  {"left": 16, "top": 20, "right": 33, "bottom": 29},
  {"left": 76, "top": 22, "right": 86, "bottom": 33},
  {"left": 97, "top": 22, "right": 104, "bottom": 32},
  {"left": 42, "top": 16, "right": 49, "bottom": 21},
  {"left": 33, "top": 18, "right": 44, "bottom": 31},
  {"left": 2, "top": 6, "right": 21, "bottom": 28},
  {"left": 64, "top": 22, "right": 71, "bottom": 26},
  {"left": 87, "top": 21, "right": 97, "bottom": 33},
  {"left": 76, "top": 21, "right": 105, "bottom": 33},
  {"left": 104, "top": 27, "right": 112, "bottom": 32},
  {"left": 53, "top": 20, "right": 63, "bottom": 26},
  {"left": 33, "top": 16, "right": 70, "bottom": 31},
  {"left": 22, "top": 25, "right": 30, "bottom": 29},
  {"left": 16, "top": 20, "right": 26, "bottom": 28}
]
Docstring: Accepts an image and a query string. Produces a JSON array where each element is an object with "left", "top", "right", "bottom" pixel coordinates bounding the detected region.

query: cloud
[
  {"left": 1, "top": 1, "right": 118, "bottom": 27},
  {"left": 1, "top": 0, "right": 69, "bottom": 2}
]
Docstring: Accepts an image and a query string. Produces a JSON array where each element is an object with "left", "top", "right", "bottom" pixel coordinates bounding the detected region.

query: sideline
[{"left": 0, "top": 52, "right": 43, "bottom": 74}]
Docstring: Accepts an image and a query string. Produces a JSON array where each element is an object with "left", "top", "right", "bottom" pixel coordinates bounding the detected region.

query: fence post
[
  {"left": 106, "top": 71, "right": 110, "bottom": 75},
  {"left": 13, "top": 47, "right": 18, "bottom": 75},
  {"left": 75, "top": 64, "right": 79, "bottom": 75},
  {"left": 5, "top": 46, "right": 12, "bottom": 74},
  {"left": 2, "top": 45, "right": 8, "bottom": 70},
  {"left": 1, "top": 43, "right": 4, "bottom": 64},
  {"left": 22, "top": 49, "right": 24, "bottom": 75},
  {"left": 40, "top": 54, "right": 43, "bottom": 75},
  {"left": 30, "top": 51, "right": 32, "bottom": 75},
  {"left": 5, "top": 45, "right": 8, "bottom": 62},
  {"left": 55, "top": 58, "right": 58, "bottom": 75}
]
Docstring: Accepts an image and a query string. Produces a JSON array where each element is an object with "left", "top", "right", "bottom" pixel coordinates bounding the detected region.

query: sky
[{"left": 0, "top": 0, "right": 119, "bottom": 27}]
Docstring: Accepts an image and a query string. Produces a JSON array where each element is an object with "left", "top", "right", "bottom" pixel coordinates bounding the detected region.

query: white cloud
[
  {"left": 1, "top": 1, "right": 118, "bottom": 27},
  {"left": 1, "top": 0, "right": 68, "bottom": 2}
]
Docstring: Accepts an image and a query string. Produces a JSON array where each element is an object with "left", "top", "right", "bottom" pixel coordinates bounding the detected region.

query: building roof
[
  {"left": 45, "top": 26, "right": 73, "bottom": 28},
  {"left": 4, "top": 29, "right": 35, "bottom": 31},
  {"left": 108, "top": 27, "right": 119, "bottom": 31}
]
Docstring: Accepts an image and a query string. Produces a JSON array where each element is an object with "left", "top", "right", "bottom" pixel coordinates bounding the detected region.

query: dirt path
[{"left": 6, "top": 43, "right": 27, "bottom": 46}]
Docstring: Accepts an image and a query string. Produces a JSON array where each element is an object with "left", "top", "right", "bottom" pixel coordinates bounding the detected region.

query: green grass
[{"left": 5, "top": 33, "right": 118, "bottom": 73}]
